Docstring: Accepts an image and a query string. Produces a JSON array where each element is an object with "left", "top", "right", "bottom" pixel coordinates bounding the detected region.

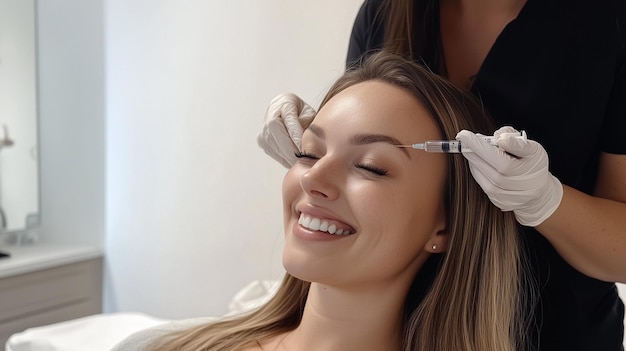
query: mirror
[{"left": 0, "top": 0, "right": 39, "bottom": 234}]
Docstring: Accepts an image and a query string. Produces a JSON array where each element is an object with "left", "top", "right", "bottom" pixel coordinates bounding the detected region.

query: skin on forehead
[{"left": 311, "top": 80, "right": 443, "bottom": 149}]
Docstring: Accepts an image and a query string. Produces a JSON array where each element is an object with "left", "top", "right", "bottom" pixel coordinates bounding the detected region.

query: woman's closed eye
[
  {"left": 296, "top": 151, "right": 389, "bottom": 177},
  {"left": 294, "top": 151, "right": 319, "bottom": 161},
  {"left": 355, "top": 162, "right": 389, "bottom": 176}
]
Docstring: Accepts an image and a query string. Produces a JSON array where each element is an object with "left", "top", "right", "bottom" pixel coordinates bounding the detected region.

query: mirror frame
[{"left": 0, "top": 0, "right": 40, "bottom": 242}]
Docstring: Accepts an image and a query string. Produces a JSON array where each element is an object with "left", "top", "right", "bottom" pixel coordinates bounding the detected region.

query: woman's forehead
[{"left": 313, "top": 81, "right": 442, "bottom": 141}]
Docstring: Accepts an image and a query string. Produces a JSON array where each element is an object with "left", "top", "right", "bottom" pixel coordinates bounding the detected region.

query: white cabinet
[{"left": 0, "top": 245, "right": 103, "bottom": 346}]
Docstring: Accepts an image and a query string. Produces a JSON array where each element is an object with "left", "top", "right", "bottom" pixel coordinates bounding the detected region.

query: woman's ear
[
  {"left": 425, "top": 229, "right": 448, "bottom": 253},
  {"left": 427, "top": 200, "right": 448, "bottom": 253}
]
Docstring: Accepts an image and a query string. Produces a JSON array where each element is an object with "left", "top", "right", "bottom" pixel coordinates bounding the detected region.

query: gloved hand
[
  {"left": 455, "top": 126, "right": 563, "bottom": 227},
  {"left": 257, "top": 93, "right": 316, "bottom": 168}
]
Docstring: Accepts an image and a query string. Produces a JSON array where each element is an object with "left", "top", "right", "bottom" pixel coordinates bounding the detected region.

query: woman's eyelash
[
  {"left": 356, "top": 163, "right": 389, "bottom": 176},
  {"left": 294, "top": 151, "right": 319, "bottom": 160}
]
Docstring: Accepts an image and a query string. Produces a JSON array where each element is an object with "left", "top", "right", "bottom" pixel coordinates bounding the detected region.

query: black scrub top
[{"left": 348, "top": 0, "right": 626, "bottom": 350}]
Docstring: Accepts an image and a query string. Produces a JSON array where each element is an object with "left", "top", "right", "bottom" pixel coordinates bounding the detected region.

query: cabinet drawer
[{"left": 0, "top": 258, "right": 102, "bottom": 324}]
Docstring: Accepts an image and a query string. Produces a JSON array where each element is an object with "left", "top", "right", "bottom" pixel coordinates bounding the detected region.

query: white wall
[
  {"left": 104, "top": 0, "right": 363, "bottom": 318},
  {"left": 615, "top": 285, "right": 626, "bottom": 349},
  {"left": 37, "top": 0, "right": 105, "bottom": 247}
]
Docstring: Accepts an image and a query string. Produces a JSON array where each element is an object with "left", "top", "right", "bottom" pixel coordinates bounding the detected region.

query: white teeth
[
  {"left": 298, "top": 214, "right": 352, "bottom": 235},
  {"left": 320, "top": 221, "right": 329, "bottom": 231},
  {"left": 300, "top": 216, "right": 311, "bottom": 227},
  {"left": 309, "top": 218, "right": 321, "bottom": 231}
]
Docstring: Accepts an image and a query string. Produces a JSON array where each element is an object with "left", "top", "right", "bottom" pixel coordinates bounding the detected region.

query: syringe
[{"left": 397, "top": 131, "right": 527, "bottom": 153}]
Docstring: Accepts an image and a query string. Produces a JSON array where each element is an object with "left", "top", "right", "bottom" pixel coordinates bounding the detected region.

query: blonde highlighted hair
[{"left": 152, "top": 51, "right": 532, "bottom": 351}]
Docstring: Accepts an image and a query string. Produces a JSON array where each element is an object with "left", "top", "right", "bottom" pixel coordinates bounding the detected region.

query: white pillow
[
  {"left": 6, "top": 312, "right": 169, "bottom": 351},
  {"left": 227, "top": 280, "right": 280, "bottom": 316}
]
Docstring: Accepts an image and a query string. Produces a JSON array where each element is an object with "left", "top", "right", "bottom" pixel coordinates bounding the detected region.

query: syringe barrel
[
  {"left": 421, "top": 131, "right": 525, "bottom": 153},
  {"left": 423, "top": 141, "right": 465, "bottom": 153}
]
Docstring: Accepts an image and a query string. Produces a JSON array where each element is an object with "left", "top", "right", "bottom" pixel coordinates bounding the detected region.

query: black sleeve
[
  {"left": 600, "top": 2, "right": 626, "bottom": 154},
  {"left": 601, "top": 61, "right": 626, "bottom": 154},
  {"left": 346, "top": 0, "right": 386, "bottom": 69}
]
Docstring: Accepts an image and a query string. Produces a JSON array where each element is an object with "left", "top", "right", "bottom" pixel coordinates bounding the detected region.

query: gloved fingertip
[
  {"left": 456, "top": 130, "right": 491, "bottom": 149},
  {"left": 280, "top": 157, "right": 294, "bottom": 169},
  {"left": 497, "top": 136, "right": 538, "bottom": 157},
  {"left": 494, "top": 126, "right": 519, "bottom": 137},
  {"left": 455, "top": 129, "right": 474, "bottom": 141}
]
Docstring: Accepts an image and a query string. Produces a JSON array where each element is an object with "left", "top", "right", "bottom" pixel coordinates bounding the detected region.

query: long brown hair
[
  {"left": 151, "top": 51, "right": 531, "bottom": 351},
  {"left": 381, "top": 0, "right": 443, "bottom": 72}
]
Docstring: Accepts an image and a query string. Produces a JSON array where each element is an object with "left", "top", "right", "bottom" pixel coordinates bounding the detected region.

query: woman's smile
[
  {"left": 298, "top": 213, "right": 355, "bottom": 236},
  {"left": 291, "top": 205, "right": 358, "bottom": 242}
]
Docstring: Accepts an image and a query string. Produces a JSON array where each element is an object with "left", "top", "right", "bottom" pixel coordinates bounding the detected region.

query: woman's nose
[{"left": 300, "top": 159, "right": 340, "bottom": 200}]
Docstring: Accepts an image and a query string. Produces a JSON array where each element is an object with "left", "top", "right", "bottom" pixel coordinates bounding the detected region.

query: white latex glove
[
  {"left": 455, "top": 126, "right": 563, "bottom": 227},
  {"left": 257, "top": 93, "right": 316, "bottom": 168}
]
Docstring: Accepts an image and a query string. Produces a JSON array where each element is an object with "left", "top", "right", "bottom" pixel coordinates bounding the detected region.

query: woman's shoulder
[{"left": 110, "top": 317, "right": 216, "bottom": 351}]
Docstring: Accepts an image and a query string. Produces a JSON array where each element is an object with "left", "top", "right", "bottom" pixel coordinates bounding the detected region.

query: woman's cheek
[{"left": 282, "top": 166, "right": 304, "bottom": 206}]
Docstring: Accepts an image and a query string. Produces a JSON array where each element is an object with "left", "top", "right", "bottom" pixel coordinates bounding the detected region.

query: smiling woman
[
  {"left": 282, "top": 80, "right": 448, "bottom": 292},
  {"left": 112, "top": 51, "right": 533, "bottom": 351}
]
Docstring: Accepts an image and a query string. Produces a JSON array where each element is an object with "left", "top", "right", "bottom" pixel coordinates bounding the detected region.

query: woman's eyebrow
[
  {"left": 351, "top": 133, "right": 410, "bottom": 158},
  {"left": 307, "top": 125, "right": 410, "bottom": 158}
]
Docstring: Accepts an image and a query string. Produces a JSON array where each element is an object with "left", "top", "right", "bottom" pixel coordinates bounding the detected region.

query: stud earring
[{"left": 432, "top": 244, "right": 437, "bottom": 251}]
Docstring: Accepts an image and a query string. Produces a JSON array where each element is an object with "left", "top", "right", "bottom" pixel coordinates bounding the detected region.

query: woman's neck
[
  {"left": 279, "top": 282, "right": 409, "bottom": 351},
  {"left": 439, "top": 0, "right": 527, "bottom": 88}
]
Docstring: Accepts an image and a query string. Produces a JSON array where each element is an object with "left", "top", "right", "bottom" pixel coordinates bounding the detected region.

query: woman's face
[{"left": 282, "top": 80, "right": 448, "bottom": 288}]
